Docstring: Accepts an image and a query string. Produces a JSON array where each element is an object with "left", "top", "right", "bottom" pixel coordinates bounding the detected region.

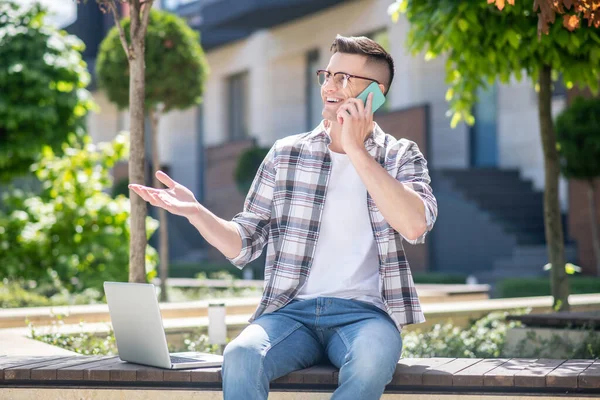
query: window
[
  {"left": 227, "top": 71, "right": 249, "bottom": 141},
  {"left": 470, "top": 83, "right": 498, "bottom": 167},
  {"left": 306, "top": 50, "right": 323, "bottom": 130}
]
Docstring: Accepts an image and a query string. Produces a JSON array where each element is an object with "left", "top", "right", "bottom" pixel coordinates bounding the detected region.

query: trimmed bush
[
  {"left": 497, "top": 276, "right": 600, "bottom": 298},
  {"left": 234, "top": 145, "right": 270, "bottom": 195},
  {"left": 411, "top": 273, "right": 467, "bottom": 284}
]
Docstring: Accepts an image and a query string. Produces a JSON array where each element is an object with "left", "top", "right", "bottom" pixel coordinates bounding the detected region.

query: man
[{"left": 130, "top": 35, "right": 437, "bottom": 399}]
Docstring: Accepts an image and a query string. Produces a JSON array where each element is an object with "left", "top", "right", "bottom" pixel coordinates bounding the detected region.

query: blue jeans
[{"left": 222, "top": 297, "right": 402, "bottom": 400}]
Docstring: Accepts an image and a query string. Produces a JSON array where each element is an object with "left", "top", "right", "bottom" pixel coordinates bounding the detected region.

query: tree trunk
[
  {"left": 128, "top": 33, "right": 148, "bottom": 284},
  {"left": 149, "top": 108, "right": 169, "bottom": 302},
  {"left": 587, "top": 180, "right": 600, "bottom": 276},
  {"left": 538, "top": 64, "right": 569, "bottom": 311}
]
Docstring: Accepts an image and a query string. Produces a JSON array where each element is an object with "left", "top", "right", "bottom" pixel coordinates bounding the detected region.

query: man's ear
[{"left": 379, "top": 83, "right": 386, "bottom": 96}]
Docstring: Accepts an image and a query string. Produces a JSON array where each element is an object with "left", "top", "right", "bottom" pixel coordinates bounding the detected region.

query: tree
[
  {"left": 94, "top": 0, "right": 155, "bottom": 284},
  {"left": 555, "top": 97, "right": 600, "bottom": 275},
  {"left": 96, "top": 9, "right": 208, "bottom": 300},
  {"left": 488, "top": 0, "right": 600, "bottom": 35},
  {"left": 389, "top": 0, "right": 600, "bottom": 311},
  {"left": 0, "top": 1, "right": 94, "bottom": 182}
]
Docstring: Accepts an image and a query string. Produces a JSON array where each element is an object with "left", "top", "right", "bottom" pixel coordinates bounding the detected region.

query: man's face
[{"left": 320, "top": 52, "right": 374, "bottom": 123}]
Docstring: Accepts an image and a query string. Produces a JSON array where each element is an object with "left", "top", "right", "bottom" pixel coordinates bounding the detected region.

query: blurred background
[{"left": 1, "top": 0, "right": 599, "bottom": 300}]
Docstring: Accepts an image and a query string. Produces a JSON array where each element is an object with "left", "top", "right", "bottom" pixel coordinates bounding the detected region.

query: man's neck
[
  {"left": 326, "top": 120, "right": 344, "bottom": 153},
  {"left": 324, "top": 119, "right": 375, "bottom": 154}
]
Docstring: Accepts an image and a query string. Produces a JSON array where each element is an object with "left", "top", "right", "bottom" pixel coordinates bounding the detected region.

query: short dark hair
[{"left": 330, "top": 34, "right": 395, "bottom": 95}]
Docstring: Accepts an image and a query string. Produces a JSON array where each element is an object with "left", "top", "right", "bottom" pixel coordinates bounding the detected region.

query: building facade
[{"left": 70, "top": 0, "right": 598, "bottom": 280}]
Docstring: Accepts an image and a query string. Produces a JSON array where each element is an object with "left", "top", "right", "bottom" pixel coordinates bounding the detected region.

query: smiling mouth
[{"left": 325, "top": 97, "right": 342, "bottom": 104}]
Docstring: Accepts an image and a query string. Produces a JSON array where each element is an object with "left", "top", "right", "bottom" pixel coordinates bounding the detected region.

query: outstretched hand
[{"left": 129, "top": 171, "right": 199, "bottom": 219}]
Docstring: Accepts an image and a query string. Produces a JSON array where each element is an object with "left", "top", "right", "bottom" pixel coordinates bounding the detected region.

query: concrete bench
[{"left": 1, "top": 355, "right": 599, "bottom": 399}]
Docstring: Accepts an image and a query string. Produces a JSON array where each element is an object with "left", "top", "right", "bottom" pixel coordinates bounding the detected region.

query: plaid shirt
[{"left": 227, "top": 122, "right": 437, "bottom": 329}]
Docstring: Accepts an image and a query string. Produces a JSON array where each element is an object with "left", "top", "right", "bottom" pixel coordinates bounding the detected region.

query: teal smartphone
[{"left": 356, "top": 82, "right": 386, "bottom": 113}]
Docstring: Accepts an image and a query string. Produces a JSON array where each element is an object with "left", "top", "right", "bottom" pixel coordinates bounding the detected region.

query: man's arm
[
  {"left": 129, "top": 142, "right": 277, "bottom": 266},
  {"left": 129, "top": 171, "right": 243, "bottom": 259},
  {"left": 346, "top": 140, "right": 437, "bottom": 243},
  {"left": 186, "top": 205, "right": 243, "bottom": 259}
]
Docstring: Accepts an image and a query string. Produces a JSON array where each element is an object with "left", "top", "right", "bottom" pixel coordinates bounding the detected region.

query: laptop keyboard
[{"left": 170, "top": 355, "right": 206, "bottom": 363}]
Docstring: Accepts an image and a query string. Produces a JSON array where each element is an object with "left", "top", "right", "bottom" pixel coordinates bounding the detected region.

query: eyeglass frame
[{"left": 316, "top": 69, "right": 380, "bottom": 89}]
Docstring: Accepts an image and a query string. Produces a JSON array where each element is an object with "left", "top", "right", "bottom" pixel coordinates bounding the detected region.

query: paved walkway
[{"left": 0, "top": 330, "right": 76, "bottom": 356}]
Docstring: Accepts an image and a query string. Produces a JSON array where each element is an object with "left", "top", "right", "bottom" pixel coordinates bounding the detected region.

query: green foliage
[
  {"left": 30, "top": 315, "right": 221, "bottom": 356},
  {"left": 29, "top": 315, "right": 118, "bottom": 356},
  {"left": 0, "top": 1, "right": 94, "bottom": 181},
  {"left": 234, "top": 146, "right": 270, "bottom": 195},
  {"left": 555, "top": 97, "right": 600, "bottom": 181},
  {"left": 0, "top": 133, "right": 159, "bottom": 292},
  {"left": 388, "top": 0, "right": 600, "bottom": 127},
  {"left": 0, "top": 280, "right": 52, "bottom": 308},
  {"left": 511, "top": 326, "right": 600, "bottom": 359},
  {"left": 182, "top": 334, "right": 223, "bottom": 355},
  {"left": 497, "top": 276, "right": 600, "bottom": 298},
  {"left": 170, "top": 262, "right": 244, "bottom": 279},
  {"left": 112, "top": 177, "right": 130, "bottom": 198},
  {"left": 0, "top": 278, "right": 104, "bottom": 308},
  {"left": 96, "top": 9, "right": 208, "bottom": 113},
  {"left": 411, "top": 273, "right": 467, "bottom": 284},
  {"left": 404, "top": 310, "right": 600, "bottom": 359},
  {"left": 402, "top": 311, "right": 524, "bottom": 358}
]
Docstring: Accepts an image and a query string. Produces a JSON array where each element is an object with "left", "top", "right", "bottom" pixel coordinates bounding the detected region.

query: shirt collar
[{"left": 308, "top": 120, "right": 386, "bottom": 148}]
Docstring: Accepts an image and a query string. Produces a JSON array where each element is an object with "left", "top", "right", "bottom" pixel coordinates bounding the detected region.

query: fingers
[
  {"left": 364, "top": 92, "right": 373, "bottom": 115},
  {"left": 155, "top": 170, "right": 176, "bottom": 189},
  {"left": 129, "top": 185, "right": 166, "bottom": 208},
  {"left": 337, "top": 104, "right": 350, "bottom": 124},
  {"left": 346, "top": 98, "right": 365, "bottom": 115},
  {"left": 337, "top": 100, "right": 362, "bottom": 124}
]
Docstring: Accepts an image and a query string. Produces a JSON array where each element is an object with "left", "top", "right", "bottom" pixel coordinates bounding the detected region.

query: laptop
[{"left": 104, "top": 281, "right": 223, "bottom": 369}]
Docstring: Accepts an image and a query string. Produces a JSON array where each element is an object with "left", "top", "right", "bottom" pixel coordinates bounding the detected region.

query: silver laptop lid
[{"left": 104, "top": 282, "right": 171, "bottom": 369}]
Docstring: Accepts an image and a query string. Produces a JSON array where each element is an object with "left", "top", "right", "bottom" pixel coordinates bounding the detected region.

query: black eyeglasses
[{"left": 316, "top": 69, "right": 379, "bottom": 89}]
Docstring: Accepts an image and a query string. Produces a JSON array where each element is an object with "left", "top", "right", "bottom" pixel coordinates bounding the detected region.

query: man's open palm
[{"left": 129, "top": 171, "right": 199, "bottom": 218}]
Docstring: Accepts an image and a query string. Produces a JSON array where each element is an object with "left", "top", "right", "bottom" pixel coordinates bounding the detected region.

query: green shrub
[
  {"left": 1, "top": 279, "right": 104, "bottom": 308},
  {"left": 0, "top": 133, "right": 158, "bottom": 292},
  {"left": 509, "top": 326, "right": 600, "bottom": 359},
  {"left": 111, "top": 177, "right": 129, "bottom": 198},
  {"left": 170, "top": 262, "right": 244, "bottom": 279},
  {"left": 30, "top": 317, "right": 220, "bottom": 356},
  {"left": 555, "top": 96, "right": 600, "bottom": 182},
  {"left": 497, "top": 276, "right": 600, "bottom": 298},
  {"left": 30, "top": 320, "right": 118, "bottom": 356},
  {"left": 0, "top": 280, "right": 51, "bottom": 308},
  {"left": 170, "top": 260, "right": 266, "bottom": 280},
  {"left": 402, "top": 311, "right": 524, "bottom": 358},
  {"left": 411, "top": 273, "right": 467, "bottom": 284},
  {"left": 403, "top": 309, "right": 599, "bottom": 359},
  {"left": 234, "top": 145, "right": 270, "bottom": 195}
]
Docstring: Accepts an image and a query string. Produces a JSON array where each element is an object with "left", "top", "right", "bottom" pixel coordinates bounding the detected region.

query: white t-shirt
[{"left": 296, "top": 147, "right": 385, "bottom": 311}]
